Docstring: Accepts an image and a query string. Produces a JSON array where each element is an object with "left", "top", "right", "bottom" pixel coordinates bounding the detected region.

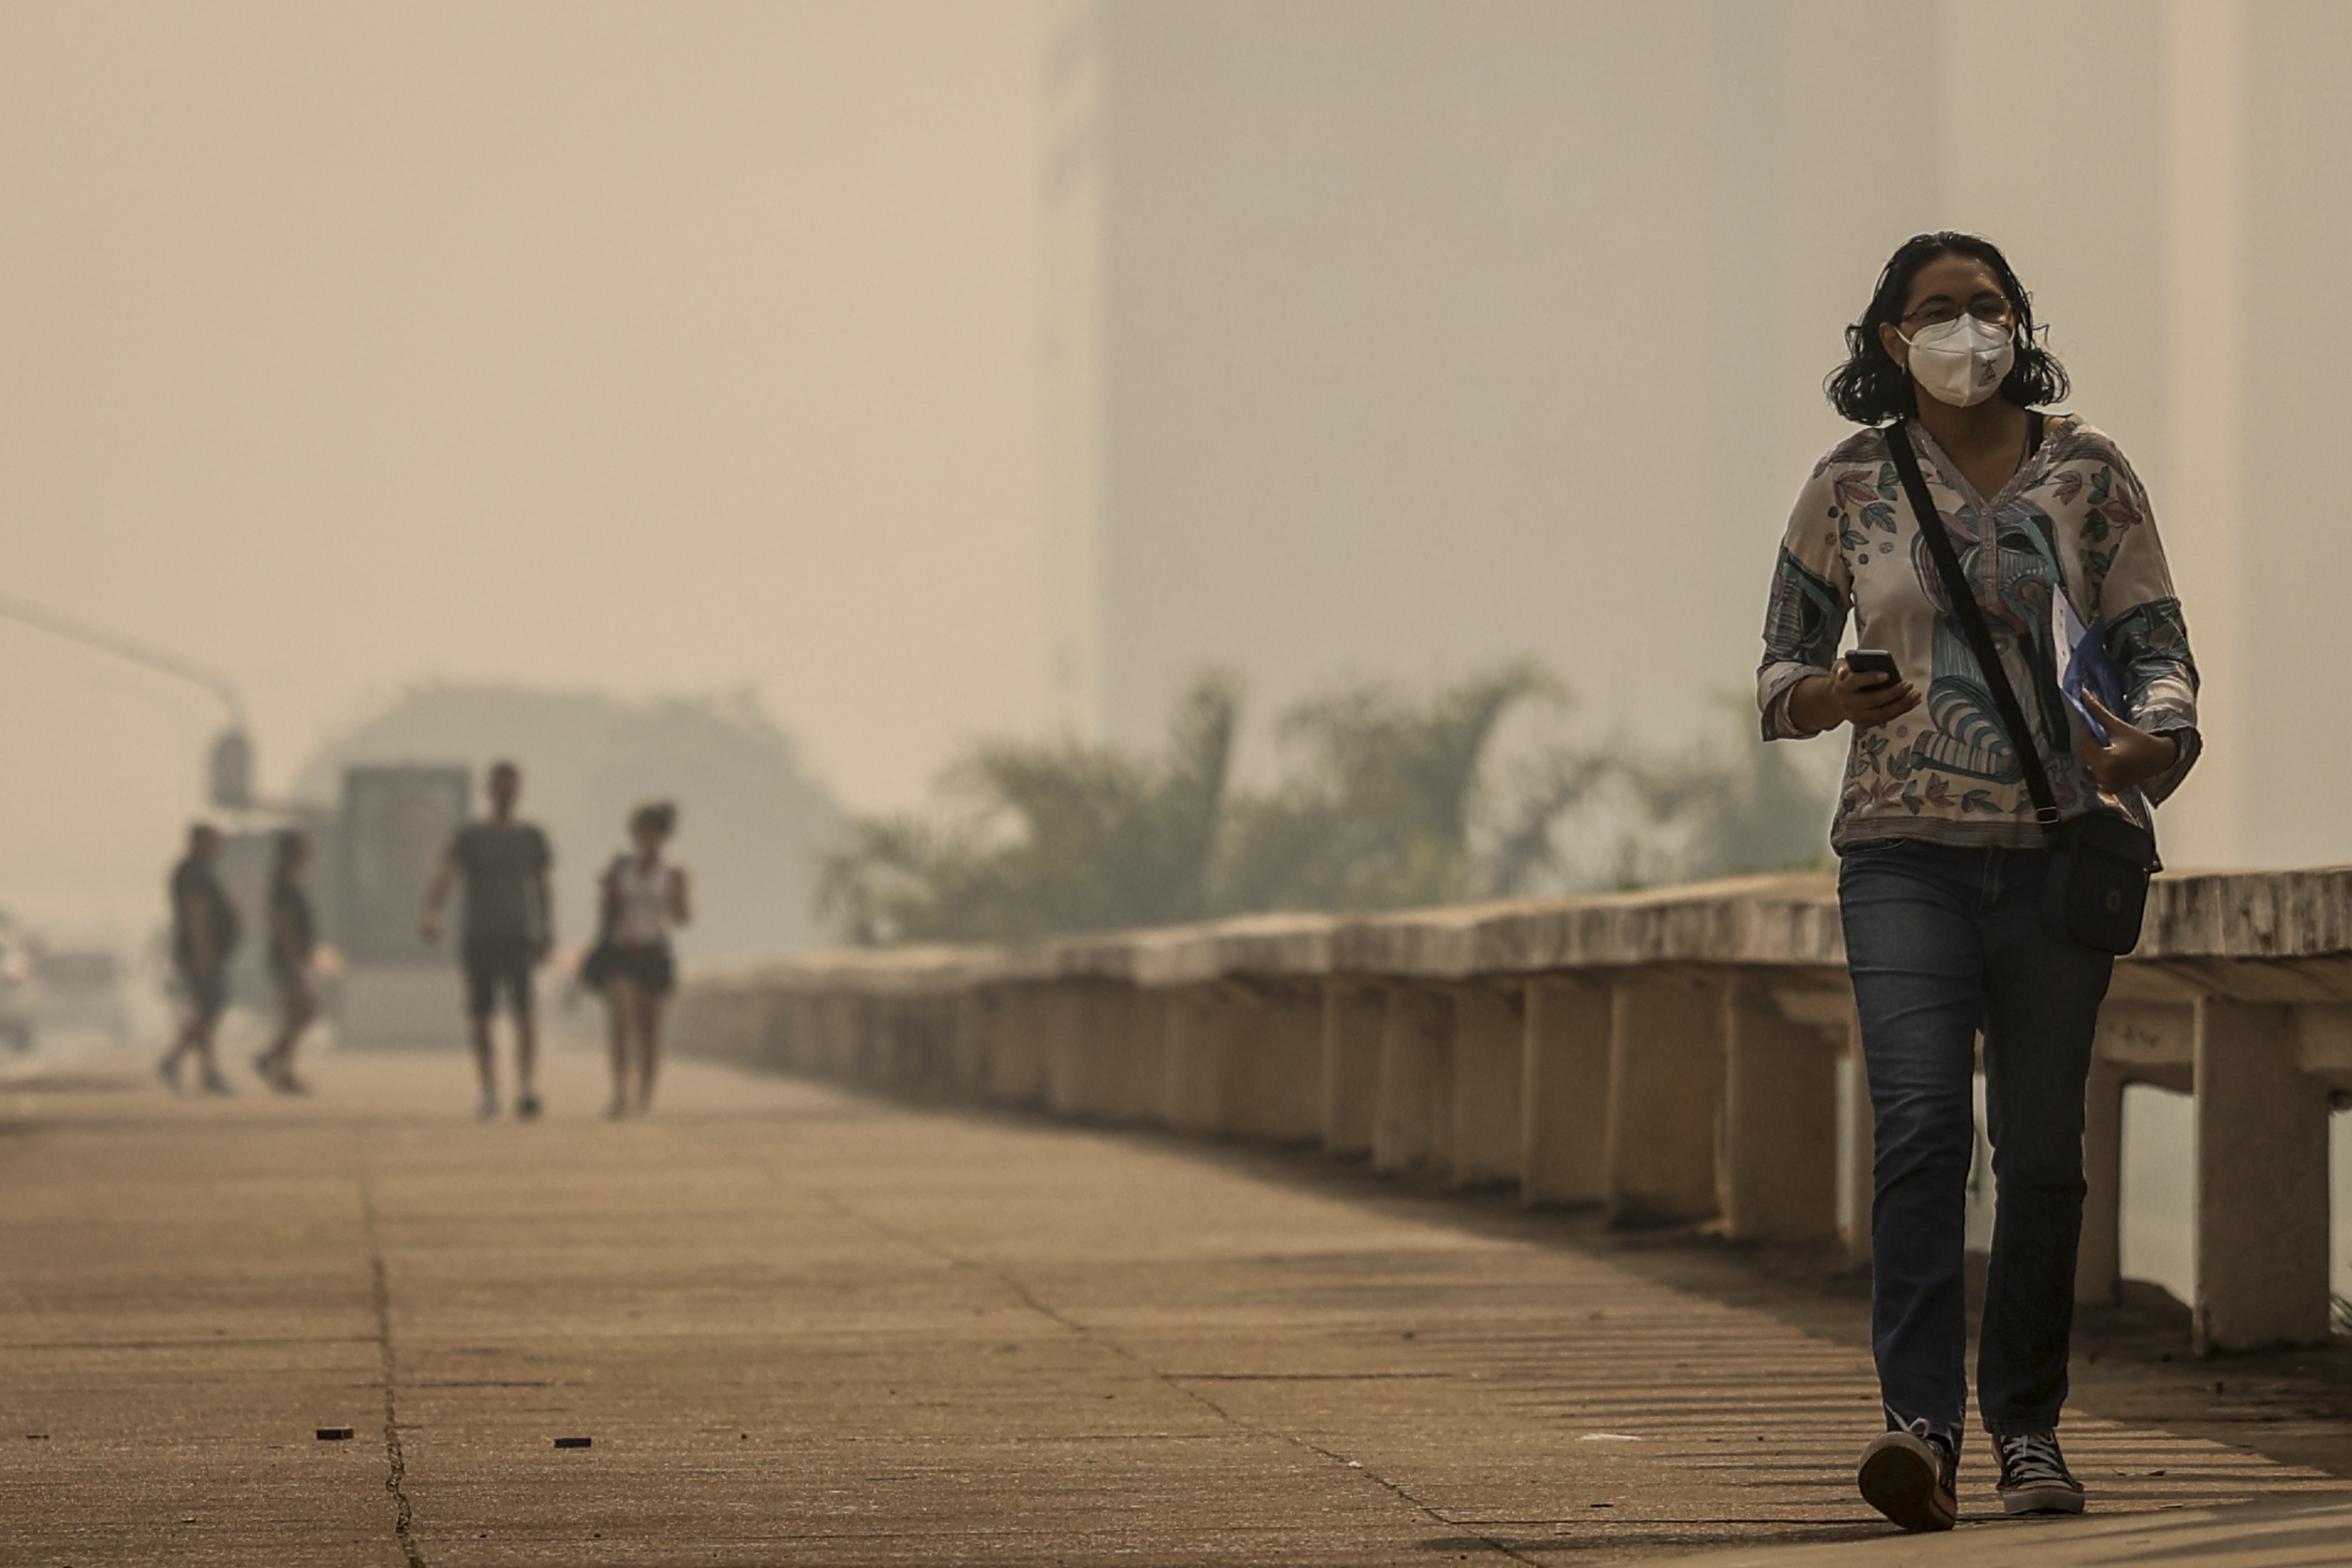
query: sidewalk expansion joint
[
  {"left": 806, "top": 1185, "right": 1543, "bottom": 1565},
  {"left": 361, "top": 1171, "right": 428, "bottom": 1568}
]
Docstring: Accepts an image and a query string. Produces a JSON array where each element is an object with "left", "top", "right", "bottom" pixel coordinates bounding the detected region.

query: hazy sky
[
  {"left": 3, "top": 0, "right": 2333, "bottom": 942},
  {"left": 0, "top": 2, "right": 1047, "bottom": 929}
]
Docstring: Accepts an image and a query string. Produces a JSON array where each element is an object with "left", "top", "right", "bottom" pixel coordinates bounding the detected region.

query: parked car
[{"left": 0, "top": 915, "right": 34, "bottom": 1053}]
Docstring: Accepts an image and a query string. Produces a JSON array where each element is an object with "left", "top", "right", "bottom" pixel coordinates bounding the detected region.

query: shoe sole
[
  {"left": 2000, "top": 1484, "right": 2086, "bottom": 1515},
  {"left": 1858, "top": 1434, "right": 1957, "bottom": 1533}
]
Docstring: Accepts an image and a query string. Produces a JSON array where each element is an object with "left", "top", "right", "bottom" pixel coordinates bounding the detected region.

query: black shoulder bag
[
  {"left": 1883, "top": 419, "right": 2158, "bottom": 955},
  {"left": 580, "top": 853, "right": 627, "bottom": 990}
]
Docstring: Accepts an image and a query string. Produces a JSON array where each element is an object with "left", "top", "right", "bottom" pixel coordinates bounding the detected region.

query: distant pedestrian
[
  {"left": 158, "top": 823, "right": 238, "bottom": 1095},
  {"left": 1756, "top": 233, "right": 2198, "bottom": 1530},
  {"left": 584, "top": 802, "right": 690, "bottom": 1117},
  {"left": 421, "top": 762, "right": 554, "bottom": 1120},
  {"left": 254, "top": 830, "right": 318, "bottom": 1094}
]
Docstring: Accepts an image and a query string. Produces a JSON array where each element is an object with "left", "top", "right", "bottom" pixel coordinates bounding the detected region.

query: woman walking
[
  {"left": 589, "top": 802, "right": 690, "bottom": 1118},
  {"left": 1755, "top": 232, "right": 2198, "bottom": 1530}
]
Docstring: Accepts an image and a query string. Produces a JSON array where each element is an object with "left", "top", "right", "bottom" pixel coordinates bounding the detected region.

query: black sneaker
[
  {"left": 1858, "top": 1429, "right": 1957, "bottom": 1532},
  {"left": 1994, "top": 1431, "right": 2085, "bottom": 1515}
]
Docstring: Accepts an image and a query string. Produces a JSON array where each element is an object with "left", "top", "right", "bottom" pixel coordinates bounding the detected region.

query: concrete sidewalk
[{"left": 1, "top": 1046, "right": 2343, "bottom": 1566}]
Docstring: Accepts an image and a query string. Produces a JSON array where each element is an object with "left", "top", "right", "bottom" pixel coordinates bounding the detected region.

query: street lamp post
[{"left": 0, "top": 591, "right": 256, "bottom": 809}]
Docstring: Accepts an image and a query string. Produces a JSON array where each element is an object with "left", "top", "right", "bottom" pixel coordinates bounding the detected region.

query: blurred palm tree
[
  {"left": 1214, "top": 660, "right": 1578, "bottom": 912},
  {"left": 815, "top": 667, "right": 1832, "bottom": 945},
  {"left": 1615, "top": 692, "right": 1834, "bottom": 885},
  {"left": 815, "top": 672, "right": 1238, "bottom": 944}
]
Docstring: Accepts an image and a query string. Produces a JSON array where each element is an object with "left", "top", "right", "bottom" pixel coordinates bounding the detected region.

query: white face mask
[{"left": 1900, "top": 314, "right": 2014, "bottom": 407}]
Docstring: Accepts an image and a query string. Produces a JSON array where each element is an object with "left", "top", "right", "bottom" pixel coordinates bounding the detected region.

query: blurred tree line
[{"left": 815, "top": 664, "right": 1835, "bottom": 946}]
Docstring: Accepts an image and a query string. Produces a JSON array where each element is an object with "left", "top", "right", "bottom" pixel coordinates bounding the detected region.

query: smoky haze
[
  {"left": 0, "top": 0, "right": 2341, "bottom": 953},
  {"left": 0, "top": 2, "right": 1044, "bottom": 938},
  {"left": 1046, "top": 0, "right": 2350, "bottom": 881}
]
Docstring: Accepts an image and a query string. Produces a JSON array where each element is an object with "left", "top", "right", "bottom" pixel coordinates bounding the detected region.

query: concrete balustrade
[{"left": 671, "top": 867, "right": 2352, "bottom": 1354}]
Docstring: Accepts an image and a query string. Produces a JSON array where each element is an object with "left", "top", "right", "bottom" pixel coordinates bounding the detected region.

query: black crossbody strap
[{"left": 1882, "top": 420, "right": 2063, "bottom": 835}]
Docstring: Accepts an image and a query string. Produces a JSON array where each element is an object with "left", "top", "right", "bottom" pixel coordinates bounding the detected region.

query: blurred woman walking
[{"left": 586, "top": 802, "right": 690, "bottom": 1117}]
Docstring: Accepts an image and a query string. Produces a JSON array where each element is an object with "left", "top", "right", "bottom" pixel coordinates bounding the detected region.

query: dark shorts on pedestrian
[
  {"left": 463, "top": 935, "right": 537, "bottom": 1020},
  {"left": 603, "top": 943, "right": 675, "bottom": 998},
  {"left": 179, "top": 964, "right": 228, "bottom": 1026}
]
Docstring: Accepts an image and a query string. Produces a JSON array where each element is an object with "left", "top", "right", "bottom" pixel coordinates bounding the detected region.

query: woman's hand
[
  {"left": 2077, "top": 693, "right": 2179, "bottom": 793},
  {"left": 1788, "top": 660, "right": 1922, "bottom": 733}
]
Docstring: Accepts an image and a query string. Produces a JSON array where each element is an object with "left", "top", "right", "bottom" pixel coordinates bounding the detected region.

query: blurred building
[
  {"left": 296, "top": 683, "right": 844, "bottom": 962},
  {"left": 1043, "top": 0, "right": 2352, "bottom": 870}
]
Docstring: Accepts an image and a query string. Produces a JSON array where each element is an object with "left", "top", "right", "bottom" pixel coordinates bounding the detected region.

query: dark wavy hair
[{"left": 1825, "top": 231, "right": 2069, "bottom": 425}]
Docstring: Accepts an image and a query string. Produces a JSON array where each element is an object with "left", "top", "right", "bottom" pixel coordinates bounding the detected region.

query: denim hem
[{"left": 1883, "top": 1403, "right": 1965, "bottom": 1454}]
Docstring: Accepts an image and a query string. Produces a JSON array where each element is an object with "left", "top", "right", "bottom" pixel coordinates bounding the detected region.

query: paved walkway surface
[{"left": 2, "top": 1044, "right": 2347, "bottom": 1566}]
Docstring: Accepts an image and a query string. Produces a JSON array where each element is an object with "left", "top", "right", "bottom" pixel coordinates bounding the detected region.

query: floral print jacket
[{"left": 1756, "top": 416, "right": 2200, "bottom": 850}]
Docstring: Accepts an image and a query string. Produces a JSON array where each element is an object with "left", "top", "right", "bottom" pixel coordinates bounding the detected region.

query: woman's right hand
[{"left": 1790, "top": 660, "right": 1922, "bottom": 732}]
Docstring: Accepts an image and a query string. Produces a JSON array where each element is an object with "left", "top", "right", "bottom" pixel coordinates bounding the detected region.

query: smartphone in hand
[{"left": 1844, "top": 648, "right": 1902, "bottom": 689}]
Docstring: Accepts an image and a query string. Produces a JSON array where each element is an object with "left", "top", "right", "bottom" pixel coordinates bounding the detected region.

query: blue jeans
[{"left": 1838, "top": 839, "right": 2113, "bottom": 1448}]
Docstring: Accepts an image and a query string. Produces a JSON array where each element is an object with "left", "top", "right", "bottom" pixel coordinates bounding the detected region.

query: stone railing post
[
  {"left": 1448, "top": 982, "right": 1523, "bottom": 1189},
  {"left": 1129, "top": 988, "right": 1173, "bottom": 1126},
  {"left": 1227, "top": 982, "right": 1323, "bottom": 1143},
  {"left": 1320, "top": 981, "right": 1384, "bottom": 1156},
  {"left": 788, "top": 992, "right": 824, "bottom": 1075},
  {"left": 984, "top": 985, "right": 1049, "bottom": 1106},
  {"left": 875, "top": 994, "right": 911, "bottom": 1090},
  {"left": 804, "top": 993, "right": 842, "bottom": 1077},
  {"left": 1040, "top": 983, "right": 1087, "bottom": 1117},
  {"left": 2077, "top": 1056, "right": 2125, "bottom": 1308},
  {"left": 1718, "top": 975, "right": 1838, "bottom": 1243},
  {"left": 2193, "top": 997, "right": 2331, "bottom": 1351},
  {"left": 834, "top": 993, "right": 870, "bottom": 1080},
  {"left": 1521, "top": 975, "right": 1611, "bottom": 1207},
  {"left": 1604, "top": 971, "right": 1726, "bottom": 1227},
  {"left": 1044, "top": 982, "right": 1152, "bottom": 1123},
  {"left": 796, "top": 992, "right": 831, "bottom": 1075},
  {"left": 1839, "top": 1010, "right": 1871, "bottom": 1265},
  {"left": 949, "top": 989, "right": 994, "bottom": 1099},
  {"left": 1374, "top": 985, "right": 1453, "bottom": 1176},
  {"left": 2083, "top": 998, "right": 2192, "bottom": 1303},
  {"left": 1164, "top": 983, "right": 1247, "bottom": 1134}
]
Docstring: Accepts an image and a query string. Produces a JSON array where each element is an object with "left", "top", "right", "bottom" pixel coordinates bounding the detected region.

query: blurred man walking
[
  {"left": 255, "top": 829, "right": 319, "bottom": 1094},
  {"left": 158, "top": 823, "right": 238, "bottom": 1095},
  {"left": 421, "top": 761, "right": 554, "bottom": 1120}
]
